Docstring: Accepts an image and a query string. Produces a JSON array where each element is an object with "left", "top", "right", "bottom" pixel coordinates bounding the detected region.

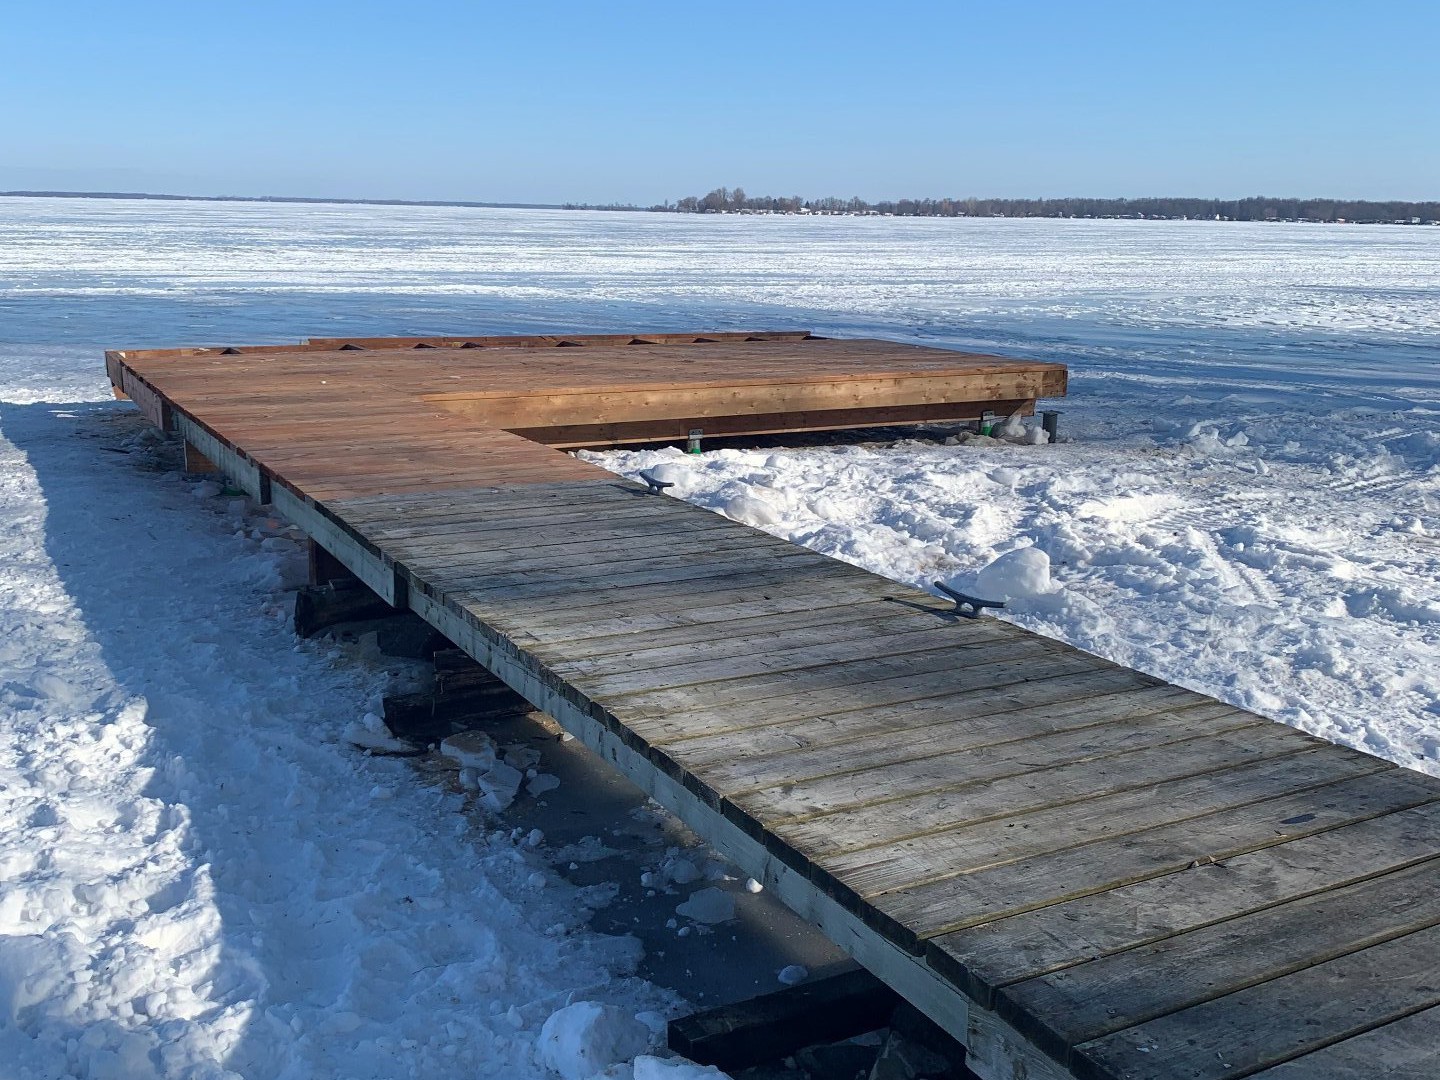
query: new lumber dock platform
[{"left": 107, "top": 332, "right": 1440, "bottom": 1079}]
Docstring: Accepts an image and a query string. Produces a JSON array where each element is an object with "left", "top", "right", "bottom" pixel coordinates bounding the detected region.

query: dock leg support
[
  {"left": 668, "top": 968, "right": 900, "bottom": 1072},
  {"left": 308, "top": 539, "right": 356, "bottom": 587},
  {"left": 183, "top": 440, "right": 221, "bottom": 476},
  {"left": 1041, "top": 410, "right": 1060, "bottom": 443}
]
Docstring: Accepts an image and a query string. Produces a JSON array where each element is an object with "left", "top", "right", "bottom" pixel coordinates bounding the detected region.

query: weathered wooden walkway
[{"left": 108, "top": 333, "right": 1440, "bottom": 1080}]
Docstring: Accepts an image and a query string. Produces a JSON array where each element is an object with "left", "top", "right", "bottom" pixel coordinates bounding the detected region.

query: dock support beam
[{"left": 668, "top": 968, "right": 900, "bottom": 1072}]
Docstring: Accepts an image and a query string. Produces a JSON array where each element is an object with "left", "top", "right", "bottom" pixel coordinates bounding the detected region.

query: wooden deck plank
[
  {"left": 606, "top": 635, "right": 1064, "bottom": 721},
  {"left": 1004, "top": 857, "right": 1440, "bottom": 1061},
  {"left": 491, "top": 578, "right": 915, "bottom": 646},
  {"left": 1246, "top": 1005, "right": 1440, "bottom": 1078},
  {"left": 457, "top": 571, "right": 908, "bottom": 645},
  {"left": 684, "top": 688, "right": 1228, "bottom": 794},
  {"left": 766, "top": 722, "right": 1324, "bottom": 869},
  {"left": 927, "top": 799, "right": 1440, "bottom": 1009},
  {"left": 865, "top": 769, "right": 1440, "bottom": 948},
  {"left": 560, "top": 616, "right": 1021, "bottom": 698},
  {"left": 425, "top": 545, "right": 836, "bottom": 605},
  {"left": 1071, "top": 922, "right": 1440, "bottom": 1080},
  {"left": 661, "top": 677, "right": 1194, "bottom": 770},
  {"left": 813, "top": 748, "right": 1389, "bottom": 903},
  {"left": 541, "top": 607, "right": 973, "bottom": 685},
  {"left": 334, "top": 501, "right": 694, "bottom": 542},
  {"left": 534, "top": 597, "right": 927, "bottom": 661},
  {"left": 727, "top": 709, "right": 1271, "bottom": 825},
  {"left": 617, "top": 651, "right": 1110, "bottom": 746},
  {"left": 379, "top": 518, "right": 751, "bottom": 565},
  {"left": 392, "top": 526, "right": 790, "bottom": 577},
  {"left": 441, "top": 557, "right": 879, "bottom": 626}
]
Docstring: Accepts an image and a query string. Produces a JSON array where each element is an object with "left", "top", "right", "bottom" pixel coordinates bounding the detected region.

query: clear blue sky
[{"left": 3, "top": 1, "right": 1436, "bottom": 204}]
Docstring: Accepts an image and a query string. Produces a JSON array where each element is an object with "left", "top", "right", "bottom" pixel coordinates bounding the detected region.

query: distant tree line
[{"left": 636, "top": 188, "right": 1440, "bottom": 223}]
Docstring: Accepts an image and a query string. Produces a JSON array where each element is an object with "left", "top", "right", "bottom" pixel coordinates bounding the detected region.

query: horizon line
[{"left": 2, "top": 188, "right": 1437, "bottom": 214}]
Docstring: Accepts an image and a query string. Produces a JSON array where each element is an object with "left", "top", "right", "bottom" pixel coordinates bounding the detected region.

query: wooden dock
[{"left": 107, "top": 332, "right": 1440, "bottom": 1080}]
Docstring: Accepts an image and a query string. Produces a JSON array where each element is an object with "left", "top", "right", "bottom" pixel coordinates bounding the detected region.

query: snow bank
[
  {"left": 0, "top": 384, "right": 667, "bottom": 1079},
  {"left": 720, "top": 491, "right": 782, "bottom": 527},
  {"left": 972, "top": 547, "right": 1057, "bottom": 601},
  {"left": 591, "top": 409, "right": 1440, "bottom": 778}
]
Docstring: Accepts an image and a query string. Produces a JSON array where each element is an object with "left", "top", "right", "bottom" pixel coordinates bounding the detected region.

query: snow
[
  {"left": 0, "top": 383, "right": 665, "bottom": 1077},
  {"left": 720, "top": 492, "right": 782, "bottom": 527},
  {"left": 590, "top": 423, "right": 1440, "bottom": 774},
  {"left": 536, "top": 1001, "right": 651, "bottom": 1080},
  {"left": 0, "top": 198, "right": 1438, "bottom": 1076},
  {"left": 631, "top": 1055, "right": 731, "bottom": 1079},
  {"left": 971, "top": 546, "right": 1057, "bottom": 602}
]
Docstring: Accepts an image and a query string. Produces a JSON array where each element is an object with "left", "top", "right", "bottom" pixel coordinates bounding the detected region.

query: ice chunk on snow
[
  {"left": 442, "top": 733, "right": 523, "bottom": 810},
  {"left": 344, "top": 712, "right": 412, "bottom": 753},
  {"left": 439, "top": 731, "right": 499, "bottom": 770},
  {"left": 528, "top": 772, "right": 562, "bottom": 796},
  {"left": 635, "top": 1011, "right": 669, "bottom": 1037},
  {"left": 475, "top": 760, "right": 524, "bottom": 812},
  {"left": 973, "top": 547, "right": 1056, "bottom": 601},
  {"left": 996, "top": 413, "right": 1026, "bottom": 439},
  {"left": 675, "top": 886, "right": 735, "bottom": 924},
  {"left": 664, "top": 856, "right": 702, "bottom": 885},
  {"left": 503, "top": 742, "right": 542, "bottom": 770},
  {"left": 537, "top": 1001, "right": 651, "bottom": 1080}
]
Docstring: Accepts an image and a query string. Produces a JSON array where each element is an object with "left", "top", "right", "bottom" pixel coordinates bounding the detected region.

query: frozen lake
[
  {"left": 3, "top": 196, "right": 1439, "bottom": 367},
  {"left": 2, "top": 195, "right": 1437, "bottom": 766},
  {"left": 0, "top": 196, "right": 1437, "bottom": 1078}
]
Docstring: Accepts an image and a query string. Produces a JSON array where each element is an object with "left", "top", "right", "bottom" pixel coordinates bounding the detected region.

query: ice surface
[
  {"left": 0, "top": 199, "right": 1437, "bottom": 1077},
  {"left": 675, "top": 887, "right": 736, "bottom": 925}
]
